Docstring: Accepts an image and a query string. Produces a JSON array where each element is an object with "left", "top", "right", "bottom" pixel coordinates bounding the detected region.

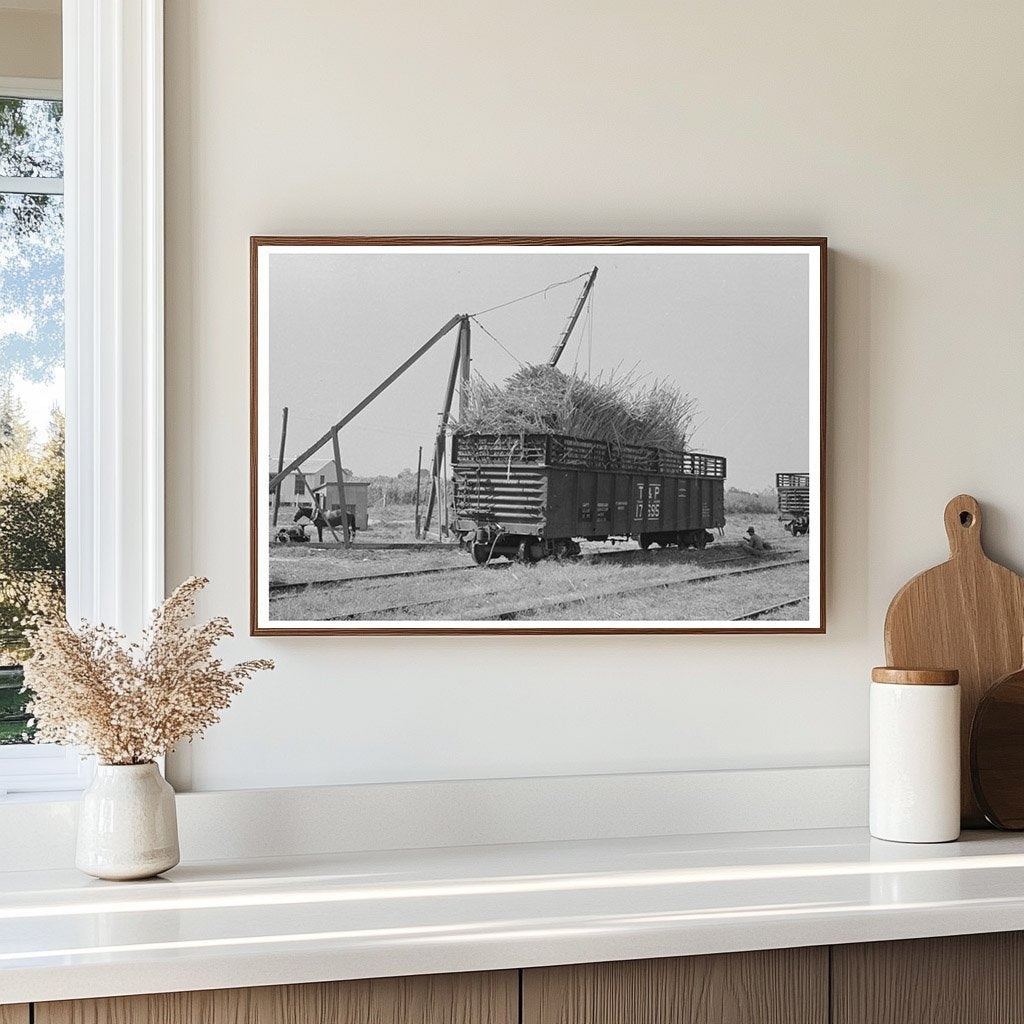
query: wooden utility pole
[
  {"left": 548, "top": 266, "right": 598, "bottom": 367},
  {"left": 423, "top": 336, "right": 463, "bottom": 537},
  {"left": 441, "top": 442, "right": 449, "bottom": 538},
  {"left": 272, "top": 406, "right": 289, "bottom": 526},
  {"left": 457, "top": 315, "right": 471, "bottom": 420},
  {"left": 414, "top": 445, "right": 423, "bottom": 539},
  {"left": 331, "top": 427, "right": 351, "bottom": 547}
]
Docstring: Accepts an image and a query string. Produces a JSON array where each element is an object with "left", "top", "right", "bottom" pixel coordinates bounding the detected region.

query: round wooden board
[{"left": 971, "top": 664, "right": 1024, "bottom": 829}]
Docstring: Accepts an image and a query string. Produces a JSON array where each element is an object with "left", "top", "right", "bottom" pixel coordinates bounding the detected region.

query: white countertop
[{"left": 4, "top": 826, "right": 1024, "bottom": 1004}]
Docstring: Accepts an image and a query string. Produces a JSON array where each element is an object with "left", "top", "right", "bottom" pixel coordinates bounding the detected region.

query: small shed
[{"left": 322, "top": 480, "right": 369, "bottom": 530}]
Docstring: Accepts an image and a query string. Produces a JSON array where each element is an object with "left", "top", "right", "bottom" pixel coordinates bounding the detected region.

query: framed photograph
[{"left": 250, "top": 237, "right": 826, "bottom": 635}]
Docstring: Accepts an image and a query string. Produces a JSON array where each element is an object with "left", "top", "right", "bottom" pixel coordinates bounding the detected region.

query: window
[
  {"left": 0, "top": 88, "right": 64, "bottom": 749},
  {"left": 294, "top": 474, "right": 305, "bottom": 496},
  {"left": 1, "top": 8, "right": 166, "bottom": 798}
]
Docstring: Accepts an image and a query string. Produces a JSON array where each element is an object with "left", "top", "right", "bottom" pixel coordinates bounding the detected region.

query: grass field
[
  {"left": 270, "top": 543, "right": 464, "bottom": 585},
  {"left": 0, "top": 721, "right": 29, "bottom": 744},
  {"left": 269, "top": 511, "right": 811, "bottom": 623},
  {"left": 512, "top": 557, "right": 809, "bottom": 622}
]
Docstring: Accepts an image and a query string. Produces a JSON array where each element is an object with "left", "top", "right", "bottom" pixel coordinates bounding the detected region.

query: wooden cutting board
[{"left": 884, "top": 494, "right": 1024, "bottom": 826}]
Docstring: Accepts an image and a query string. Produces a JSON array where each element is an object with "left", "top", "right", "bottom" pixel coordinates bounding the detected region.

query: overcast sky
[{"left": 267, "top": 250, "right": 811, "bottom": 491}]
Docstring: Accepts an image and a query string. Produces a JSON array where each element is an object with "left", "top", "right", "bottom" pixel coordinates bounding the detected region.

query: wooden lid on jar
[{"left": 871, "top": 667, "right": 960, "bottom": 686}]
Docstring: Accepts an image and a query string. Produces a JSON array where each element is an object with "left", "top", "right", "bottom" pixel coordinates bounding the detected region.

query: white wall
[
  {"left": 0, "top": 7, "right": 61, "bottom": 81},
  {"left": 164, "top": 1, "right": 1024, "bottom": 792}
]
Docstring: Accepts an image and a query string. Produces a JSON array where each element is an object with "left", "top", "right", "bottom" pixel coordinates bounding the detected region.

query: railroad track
[
  {"left": 269, "top": 562, "right": 486, "bottom": 599},
  {"left": 319, "top": 556, "right": 810, "bottom": 622},
  {"left": 731, "top": 595, "right": 809, "bottom": 621},
  {"left": 582, "top": 548, "right": 746, "bottom": 567},
  {"left": 271, "top": 540, "right": 444, "bottom": 551},
  {"left": 269, "top": 548, "right": 751, "bottom": 600}
]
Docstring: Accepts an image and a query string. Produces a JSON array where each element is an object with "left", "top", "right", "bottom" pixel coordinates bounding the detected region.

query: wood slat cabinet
[
  {"left": 831, "top": 932, "right": 1024, "bottom": 1024},
  {"left": 523, "top": 935, "right": 1024, "bottom": 1024},
  {"left": 14, "top": 933, "right": 1024, "bottom": 1024},
  {"left": 34, "top": 971, "right": 517, "bottom": 1024},
  {"left": 522, "top": 948, "right": 828, "bottom": 1024}
]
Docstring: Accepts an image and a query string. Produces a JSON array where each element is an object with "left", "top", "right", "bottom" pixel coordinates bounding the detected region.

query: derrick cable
[
  {"left": 571, "top": 297, "right": 592, "bottom": 374},
  {"left": 471, "top": 271, "right": 590, "bottom": 317},
  {"left": 469, "top": 315, "right": 524, "bottom": 367}
]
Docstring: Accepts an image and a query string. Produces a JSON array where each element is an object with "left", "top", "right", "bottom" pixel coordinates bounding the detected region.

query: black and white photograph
[{"left": 251, "top": 238, "right": 825, "bottom": 634}]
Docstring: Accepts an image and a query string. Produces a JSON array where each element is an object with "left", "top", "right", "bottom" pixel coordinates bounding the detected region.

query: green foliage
[
  {"left": 0, "top": 97, "right": 63, "bottom": 179},
  {"left": 0, "top": 392, "right": 65, "bottom": 663},
  {"left": 367, "top": 468, "right": 430, "bottom": 506},
  {"left": 724, "top": 486, "right": 777, "bottom": 514},
  {"left": 0, "top": 666, "right": 30, "bottom": 743},
  {"left": 0, "top": 396, "right": 64, "bottom": 742}
]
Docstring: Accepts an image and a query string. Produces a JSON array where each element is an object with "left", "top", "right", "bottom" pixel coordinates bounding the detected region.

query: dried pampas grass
[
  {"left": 457, "top": 364, "right": 698, "bottom": 452},
  {"left": 23, "top": 577, "right": 273, "bottom": 765}
]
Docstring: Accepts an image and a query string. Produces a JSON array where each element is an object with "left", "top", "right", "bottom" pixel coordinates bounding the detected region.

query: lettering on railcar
[{"left": 647, "top": 483, "right": 662, "bottom": 519}]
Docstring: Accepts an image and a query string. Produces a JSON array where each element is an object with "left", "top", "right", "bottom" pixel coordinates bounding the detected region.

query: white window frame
[
  {"left": 0, "top": 76, "right": 64, "bottom": 194},
  {"left": 0, "top": 0, "right": 164, "bottom": 797},
  {"left": 0, "top": 77, "right": 61, "bottom": 102}
]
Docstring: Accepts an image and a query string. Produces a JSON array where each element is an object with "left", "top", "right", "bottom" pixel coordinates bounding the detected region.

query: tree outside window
[{"left": 0, "top": 95, "right": 65, "bottom": 744}]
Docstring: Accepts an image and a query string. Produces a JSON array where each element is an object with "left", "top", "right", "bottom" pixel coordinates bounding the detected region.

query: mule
[{"left": 294, "top": 505, "right": 357, "bottom": 543}]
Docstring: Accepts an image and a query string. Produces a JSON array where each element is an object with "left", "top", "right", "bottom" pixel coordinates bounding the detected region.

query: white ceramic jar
[
  {"left": 870, "top": 667, "right": 961, "bottom": 843},
  {"left": 76, "top": 762, "right": 180, "bottom": 880}
]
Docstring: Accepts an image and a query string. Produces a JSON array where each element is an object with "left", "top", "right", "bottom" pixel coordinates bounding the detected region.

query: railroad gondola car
[
  {"left": 776, "top": 472, "right": 810, "bottom": 535},
  {"left": 452, "top": 433, "right": 726, "bottom": 564}
]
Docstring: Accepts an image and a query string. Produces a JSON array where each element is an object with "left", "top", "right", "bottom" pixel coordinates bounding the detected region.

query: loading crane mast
[{"left": 548, "top": 266, "right": 598, "bottom": 367}]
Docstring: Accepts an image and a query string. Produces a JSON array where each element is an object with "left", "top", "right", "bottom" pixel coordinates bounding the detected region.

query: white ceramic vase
[{"left": 76, "top": 762, "right": 180, "bottom": 880}]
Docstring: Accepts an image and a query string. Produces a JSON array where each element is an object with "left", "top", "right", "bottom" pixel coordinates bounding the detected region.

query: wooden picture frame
[{"left": 250, "top": 237, "right": 826, "bottom": 635}]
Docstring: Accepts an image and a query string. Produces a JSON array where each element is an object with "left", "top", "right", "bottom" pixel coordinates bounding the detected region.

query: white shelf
[{"left": 5, "top": 826, "right": 1024, "bottom": 1004}]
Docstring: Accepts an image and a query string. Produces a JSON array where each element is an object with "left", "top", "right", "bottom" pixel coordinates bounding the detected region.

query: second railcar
[
  {"left": 452, "top": 433, "right": 726, "bottom": 563},
  {"left": 776, "top": 472, "right": 810, "bottom": 535}
]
